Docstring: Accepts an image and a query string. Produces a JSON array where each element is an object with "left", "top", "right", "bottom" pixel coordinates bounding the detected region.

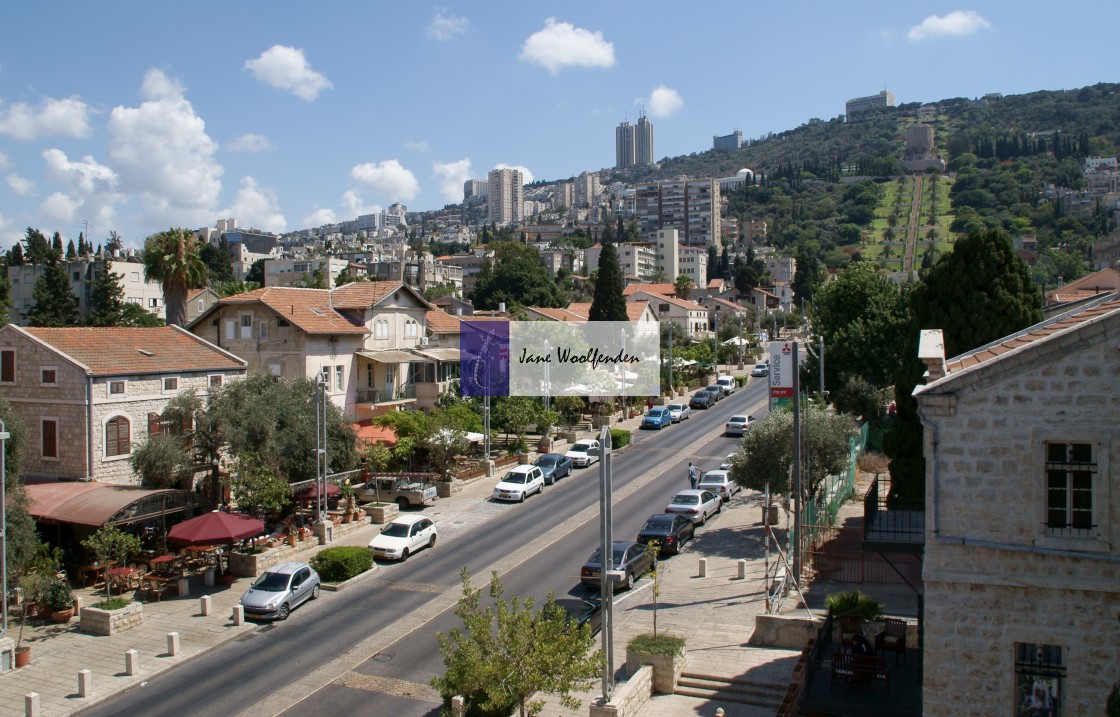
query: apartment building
[
  {"left": 263, "top": 256, "right": 349, "bottom": 287},
  {"left": 7, "top": 257, "right": 165, "bottom": 325},
  {"left": 845, "top": 90, "right": 895, "bottom": 118},
  {"left": 616, "top": 115, "right": 654, "bottom": 169},
  {"left": 713, "top": 131, "right": 743, "bottom": 151},
  {"left": 633, "top": 179, "right": 722, "bottom": 249},
  {"left": 487, "top": 168, "right": 524, "bottom": 226}
]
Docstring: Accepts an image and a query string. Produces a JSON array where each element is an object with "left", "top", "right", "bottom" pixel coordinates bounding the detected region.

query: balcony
[
  {"left": 356, "top": 384, "right": 417, "bottom": 405},
  {"left": 862, "top": 476, "right": 925, "bottom": 554}
]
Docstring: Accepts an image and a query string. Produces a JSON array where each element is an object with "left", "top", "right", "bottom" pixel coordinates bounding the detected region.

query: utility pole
[
  {"left": 737, "top": 311, "right": 744, "bottom": 369},
  {"left": 1, "top": 420, "right": 8, "bottom": 640},
  {"left": 667, "top": 323, "right": 673, "bottom": 395},
  {"left": 791, "top": 343, "right": 802, "bottom": 584},
  {"left": 598, "top": 427, "right": 615, "bottom": 701}
]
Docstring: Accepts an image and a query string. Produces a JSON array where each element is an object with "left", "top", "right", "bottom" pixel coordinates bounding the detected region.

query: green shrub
[
  {"left": 824, "top": 590, "right": 883, "bottom": 621},
  {"left": 627, "top": 632, "right": 685, "bottom": 656},
  {"left": 310, "top": 546, "right": 373, "bottom": 583},
  {"left": 609, "top": 428, "right": 631, "bottom": 448},
  {"left": 735, "top": 376, "right": 748, "bottom": 387},
  {"left": 43, "top": 578, "right": 74, "bottom": 611},
  {"left": 92, "top": 597, "right": 132, "bottom": 610}
]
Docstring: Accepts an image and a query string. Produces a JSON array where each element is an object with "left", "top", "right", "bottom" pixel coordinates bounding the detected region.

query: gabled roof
[
  {"left": 527, "top": 306, "right": 587, "bottom": 322},
  {"left": 208, "top": 287, "right": 366, "bottom": 335},
  {"left": 707, "top": 278, "right": 726, "bottom": 290},
  {"left": 629, "top": 291, "right": 707, "bottom": 312},
  {"left": 563, "top": 301, "right": 657, "bottom": 322},
  {"left": 708, "top": 297, "right": 747, "bottom": 312},
  {"left": 10, "top": 325, "right": 246, "bottom": 376},
  {"left": 1045, "top": 267, "right": 1120, "bottom": 303},
  {"left": 918, "top": 294, "right": 1120, "bottom": 393},
  {"left": 623, "top": 283, "right": 676, "bottom": 297},
  {"left": 331, "top": 281, "right": 430, "bottom": 310},
  {"left": 426, "top": 309, "right": 462, "bottom": 333}
]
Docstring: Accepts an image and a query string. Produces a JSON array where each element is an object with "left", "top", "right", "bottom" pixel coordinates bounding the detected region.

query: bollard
[
  {"left": 737, "top": 559, "right": 747, "bottom": 580},
  {"left": 203, "top": 568, "right": 215, "bottom": 587},
  {"left": 451, "top": 695, "right": 465, "bottom": 717},
  {"left": 232, "top": 605, "right": 244, "bottom": 626},
  {"left": 167, "top": 632, "right": 180, "bottom": 657},
  {"left": 24, "top": 692, "right": 39, "bottom": 717},
  {"left": 200, "top": 595, "right": 212, "bottom": 616},
  {"left": 698, "top": 557, "right": 707, "bottom": 577},
  {"left": 125, "top": 649, "right": 139, "bottom": 676},
  {"left": 78, "top": 669, "right": 93, "bottom": 698},
  {"left": 177, "top": 577, "right": 190, "bottom": 597}
]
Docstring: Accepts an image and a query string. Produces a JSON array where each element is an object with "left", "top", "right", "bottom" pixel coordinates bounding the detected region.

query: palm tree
[
  {"left": 674, "top": 275, "right": 694, "bottom": 300},
  {"left": 142, "top": 228, "right": 208, "bottom": 327}
]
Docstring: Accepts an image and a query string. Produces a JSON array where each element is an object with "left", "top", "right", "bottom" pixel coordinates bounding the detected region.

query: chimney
[
  {"left": 918, "top": 329, "right": 947, "bottom": 382},
  {"left": 499, "top": 302, "right": 506, "bottom": 314}
]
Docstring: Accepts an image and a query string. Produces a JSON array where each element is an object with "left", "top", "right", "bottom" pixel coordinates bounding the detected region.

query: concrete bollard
[
  {"left": 232, "top": 605, "right": 244, "bottom": 626},
  {"left": 177, "top": 577, "right": 190, "bottom": 597},
  {"left": 167, "top": 632, "right": 180, "bottom": 657},
  {"left": 203, "top": 568, "right": 215, "bottom": 587},
  {"left": 737, "top": 559, "right": 747, "bottom": 579},
  {"left": 200, "top": 595, "right": 212, "bottom": 616},
  {"left": 698, "top": 557, "right": 707, "bottom": 577},
  {"left": 125, "top": 649, "right": 139, "bottom": 676},
  {"left": 78, "top": 669, "right": 93, "bottom": 697},
  {"left": 24, "top": 692, "right": 39, "bottom": 717}
]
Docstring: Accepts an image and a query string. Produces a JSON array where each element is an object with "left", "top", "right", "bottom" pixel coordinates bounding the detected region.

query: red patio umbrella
[
  {"left": 299, "top": 482, "right": 341, "bottom": 500},
  {"left": 167, "top": 511, "right": 265, "bottom": 546}
]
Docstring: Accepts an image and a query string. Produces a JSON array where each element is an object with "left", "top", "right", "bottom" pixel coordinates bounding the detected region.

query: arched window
[{"left": 106, "top": 416, "right": 131, "bottom": 457}]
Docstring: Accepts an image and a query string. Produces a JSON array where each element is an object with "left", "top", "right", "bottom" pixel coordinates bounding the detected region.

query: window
[
  {"left": 149, "top": 298, "right": 159, "bottom": 308},
  {"left": 209, "top": 375, "right": 223, "bottom": 387},
  {"left": 105, "top": 416, "right": 130, "bottom": 456},
  {"left": 148, "top": 412, "right": 163, "bottom": 436},
  {"left": 258, "top": 321, "right": 268, "bottom": 340},
  {"left": 163, "top": 377, "right": 179, "bottom": 393},
  {"left": 1015, "top": 643, "right": 1064, "bottom": 716},
  {"left": 198, "top": 298, "right": 205, "bottom": 312},
  {"left": 109, "top": 380, "right": 126, "bottom": 396},
  {"left": 224, "top": 318, "right": 236, "bottom": 340},
  {"left": 41, "top": 419, "right": 58, "bottom": 459},
  {"left": 335, "top": 365, "right": 344, "bottom": 391},
  {"left": 268, "top": 363, "right": 282, "bottom": 376},
  {"left": 375, "top": 320, "right": 388, "bottom": 338},
  {"left": 40, "top": 367, "right": 58, "bottom": 385},
  {"left": 1, "top": 350, "right": 14, "bottom": 383},
  {"left": 1045, "top": 442, "right": 1095, "bottom": 535},
  {"left": 240, "top": 314, "right": 252, "bottom": 340}
]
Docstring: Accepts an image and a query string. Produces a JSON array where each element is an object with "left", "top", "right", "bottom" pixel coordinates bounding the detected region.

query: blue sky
[{"left": 2, "top": 2, "right": 1117, "bottom": 250}]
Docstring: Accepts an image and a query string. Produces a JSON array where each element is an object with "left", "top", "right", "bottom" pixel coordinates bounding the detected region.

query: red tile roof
[
  {"left": 629, "top": 291, "right": 706, "bottom": 312},
  {"left": 218, "top": 287, "right": 366, "bottom": 335},
  {"left": 530, "top": 307, "right": 587, "bottom": 322},
  {"left": 21, "top": 326, "right": 245, "bottom": 376},
  {"left": 426, "top": 309, "right": 462, "bottom": 333},
  {"left": 561, "top": 302, "right": 652, "bottom": 322},
  {"left": 354, "top": 421, "right": 398, "bottom": 447},
  {"left": 623, "top": 283, "right": 676, "bottom": 297},
  {"left": 330, "top": 281, "right": 406, "bottom": 310}
]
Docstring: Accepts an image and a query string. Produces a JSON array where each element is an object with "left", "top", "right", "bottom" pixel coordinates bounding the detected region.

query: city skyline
[{"left": 2, "top": 2, "right": 1118, "bottom": 249}]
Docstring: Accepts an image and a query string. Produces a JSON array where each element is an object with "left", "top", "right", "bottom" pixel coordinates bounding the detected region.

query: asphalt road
[{"left": 77, "top": 381, "right": 769, "bottom": 717}]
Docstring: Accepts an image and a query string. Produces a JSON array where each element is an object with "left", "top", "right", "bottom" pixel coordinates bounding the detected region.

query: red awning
[
  {"left": 24, "top": 481, "right": 202, "bottom": 528},
  {"left": 167, "top": 511, "right": 265, "bottom": 546}
]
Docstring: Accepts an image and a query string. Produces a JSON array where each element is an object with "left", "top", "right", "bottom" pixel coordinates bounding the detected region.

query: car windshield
[
  {"left": 569, "top": 445, "right": 589, "bottom": 453},
  {"left": 381, "top": 522, "right": 410, "bottom": 537},
  {"left": 251, "top": 572, "right": 291, "bottom": 591},
  {"left": 730, "top": 416, "right": 747, "bottom": 422},
  {"left": 587, "top": 548, "right": 627, "bottom": 567},
  {"left": 668, "top": 404, "right": 683, "bottom": 411},
  {"left": 642, "top": 516, "right": 672, "bottom": 530},
  {"left": 503, "top": 472, "right": 528, "bottom": 484},
  {"left": 535, "top": 456, "right": 557, "bottom": 466},
  {"left": 671, "top": 494, "right": 699, "bottom": 506}
]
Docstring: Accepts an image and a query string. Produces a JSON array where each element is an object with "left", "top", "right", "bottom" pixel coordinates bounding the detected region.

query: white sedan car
[
  {"left": 696, "top": 469, "right": 741, "bottom": 503},
  {"left": 566, "top": 439, "right": 601, "bottom": 468},
  {"left": 725, "top": 414, "right": 754, "bottom": 437},
  {"left": 664, "top": 489, "right": 723, "bottom": 526},
  {"left": 666, "top": 403, "right": 691, "bottom": 422},
  {"left": 368, "top": 515, "right": 437, "bottom": 561},
  {"left": 492, "top": 464, "right": 545, "bottom": 502}
]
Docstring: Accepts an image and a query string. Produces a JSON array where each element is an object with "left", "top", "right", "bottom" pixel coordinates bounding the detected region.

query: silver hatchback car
[{"left": 240, "top": 561, "right": 321, "bottom": 620}]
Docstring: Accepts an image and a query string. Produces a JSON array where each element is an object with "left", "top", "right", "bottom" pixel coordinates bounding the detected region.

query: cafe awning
[
  {"left": 24, "top": 481, "right": 204, "bottom": 528},
  {"left": 412, "top": 347, "right": 461, "bottom": 362},
  {"left": 356, "top": 349, "right": 417, "bottom": 363}
]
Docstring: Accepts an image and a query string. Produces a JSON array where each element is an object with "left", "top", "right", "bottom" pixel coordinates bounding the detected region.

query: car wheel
[
  {"left": 697, "top": 512, "right": 706, "bottom": 526},
  {"left": 519, "top": 492, "right": 526, "bottom": 503},
  {"left": 428, "top": 534, "right": 437, "bottom": 548},
  {"left": 311, "top": 584, "right": 320, "bottom": 600},
  {"left": 625, "top": 572, "right": 635, "bottom": 591},
  {"left": 716, "top": 501, "right": 723, "bottom": 514},
  {"left": 278, "top": 603, "right": 290, "bottom": 621},
  {"left": 396, "top": 497, "right": 409, "bottom": 510},
  {"left": 401, "top": 548, "right": 410, "bottom": 560}
]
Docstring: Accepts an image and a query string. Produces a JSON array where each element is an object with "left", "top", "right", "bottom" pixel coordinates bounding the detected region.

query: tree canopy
[
  {"left": 142, "top": 228, "right": 208, "bottom": 327},
  {"left": 24, "top": 256, "right": 79, "bottom": 326},
  {"left": 472, "top": 241, "right": 566, "bottom": 311},
  {"left": 589, "top": 242, "right": 627, "bottom": 321}
]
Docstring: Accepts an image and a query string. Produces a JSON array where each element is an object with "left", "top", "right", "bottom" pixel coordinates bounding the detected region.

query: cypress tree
[
  {"left": 589, "top": 242, "right": 627, "bottom": 321},
  {"left": 24, "top": 256, "right": 79, "bottom": 326},
  {"left": 51, "top": 232, "right": 64, "bottom": 258},
  {"left": 66, "top": 239, "right": 77, "bottom": 260},
  {"left": 87, "top": 257, "right": 126, "bottom": 326}
]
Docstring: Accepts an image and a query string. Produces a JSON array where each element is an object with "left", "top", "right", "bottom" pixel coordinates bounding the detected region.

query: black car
[
  {"left": 580, "top": 540, "right": 655, "bottom": 591},
  {"left": 533, "top": 453, "right": 574, "bottom": 485},
  {"left": 636, "top": 514, "right": 695, "bottom": 555},
  {"left": 689, "top": 391, "right": 715, "bottom": 409},
  {"left": 557, "top": 595, "right": 602, "bottom": 636},
  {"left": 705, "top": 384, "right": 725, "bottom": 401}
]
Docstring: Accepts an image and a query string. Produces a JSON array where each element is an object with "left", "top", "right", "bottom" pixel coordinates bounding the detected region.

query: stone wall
[
  {"left": 588, "top": 665, "right": 652, "bottom": 717},
  {"left": 918, "top": 317, "right": 1120, "bottom": 716},
  {"left": 80, "top": 601, "right": 144, "bottom": 636}
]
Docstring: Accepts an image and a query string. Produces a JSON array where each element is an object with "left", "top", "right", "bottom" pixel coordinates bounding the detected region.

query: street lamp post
[
  {"left": 598, "top": 427, "right": 615, "bottom": 701},
  {"left": 1, "top": 420, "right": 8, "bottom": 640}
]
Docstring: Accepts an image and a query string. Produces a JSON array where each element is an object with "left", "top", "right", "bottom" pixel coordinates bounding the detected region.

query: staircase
[{"left": 674, "top": 672, "right": 787, "bottom": 710}]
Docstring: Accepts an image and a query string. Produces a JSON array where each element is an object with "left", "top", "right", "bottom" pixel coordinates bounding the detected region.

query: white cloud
[
  {"left": 38, "top": 191, "right": 82, "bottom": 226},
  {"left": 644, "top": 86, "right": 684, "bottom": 118},
  {"left": 302, "top": 207, "right": 338, "bottom": 227},
  {"left": 495, "top": 163, "right": 534, "bottom": 184},
  {"left": 107, "top": 69, "right": 223, "bottom": 230},
  {"left": 221, "top": 176, "right": 287, "bottom": 233},
  {"left": 404, "top": 140, "right": 430, "bottom": 153},
  {"left": 228, "top": 133, "right": 273, "bottom": 153},
  {"left": 350, "top": 159, "right": 420, "bottom": 201},
  {"left": 908, "top": 10, "right": 991, "bottom": 41},
  {"left": 42, "top": 148, "right": 117, "bottom": 194},
  {"left": 0, "top": 152, "right": 9, "bottom": 169},
  {"left": 6, "top": 173, "right": 35, "bottom": 196},
  {"left": 427, "top": 9, "right": 468, "bottom": 41},
  {"left": 244, "top": 45, "right": 333, "bottom": 102},
  {"left": 341, "top": 190, "right": 382, "bottom": 217},
  {"left": 0, "top": 96, "right": 92, "bottom": 140},
  {"left": 38, "top": 148, "right": 119, "bottom": 236},
  {"left": 433, "top": 158, "right": 472, "bottom": 203},
  {"left": 519, "top": 18, "right": 615, "bottom": 75}
]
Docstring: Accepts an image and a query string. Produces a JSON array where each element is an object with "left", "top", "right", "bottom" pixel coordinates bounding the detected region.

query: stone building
[
  {"left": 913, "top": 295, "right": 1120, "bottom": 716},
  {"left": 0, "top": 325, "right": 246, "bottom": 484}
]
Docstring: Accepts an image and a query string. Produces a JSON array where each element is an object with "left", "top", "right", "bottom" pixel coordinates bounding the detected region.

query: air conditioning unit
[{"left": 420, "top": 336, "right": 430, "bottom": 347}]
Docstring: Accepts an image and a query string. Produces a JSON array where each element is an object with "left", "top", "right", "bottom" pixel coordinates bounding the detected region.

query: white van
[{"left": 716, "top": 376, "right": 737, "bottom": 395}]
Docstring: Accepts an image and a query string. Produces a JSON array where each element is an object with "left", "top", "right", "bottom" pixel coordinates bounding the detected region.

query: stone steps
[{"left": 674, "top": 672, "right": 786, "bottom": 708}]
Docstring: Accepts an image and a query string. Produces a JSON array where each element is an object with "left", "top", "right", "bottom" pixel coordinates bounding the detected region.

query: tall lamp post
[{"left": 1, "top": 420, "right": 8, "bottom": 641}]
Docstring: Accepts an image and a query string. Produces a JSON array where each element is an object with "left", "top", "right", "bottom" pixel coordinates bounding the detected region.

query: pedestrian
[{"left": 688, "top": 462, "right": 701, "bottom": 489}]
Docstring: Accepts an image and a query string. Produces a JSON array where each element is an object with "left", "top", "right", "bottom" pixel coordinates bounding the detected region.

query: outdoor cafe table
[
  {"left": 149, "top": 554, "right": 185, "bottom": 575},
  {"left": 76, "top": 561, "right": 117, "bottom": 588},
  {"left": 141, "top": 573, "right": 179, "bottom": 601},
  {"left": 106, "top": 566, "right": 145, "bottom": 591},
  {"left": 185, "top": 545, "right": 221, "bottom": 571}
]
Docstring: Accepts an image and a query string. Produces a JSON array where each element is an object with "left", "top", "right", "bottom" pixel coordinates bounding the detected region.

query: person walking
[{"left": 688, "top": 462, "right": 701, "bottom": 489}]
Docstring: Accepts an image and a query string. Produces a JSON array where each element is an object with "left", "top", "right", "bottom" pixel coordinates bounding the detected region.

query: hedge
[
  {"left": 609, "top": 428, "right": 631, "bottom": 448},
  {"left": 309, "top": 546, "right": 373, "bottom": 583}
]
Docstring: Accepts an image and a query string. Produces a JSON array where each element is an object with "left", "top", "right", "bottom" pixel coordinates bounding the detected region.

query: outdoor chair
[
  {"left": 875, "top": 618, "right": 907, "bottom": 662},
  {"left": 838, "top": 615, "right": 864, "bottom": 648}
]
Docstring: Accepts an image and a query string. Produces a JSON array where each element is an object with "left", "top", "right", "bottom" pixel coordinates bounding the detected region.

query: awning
[
  {"left": 412, "top": 348, "right": 461, "bottom": 362},
  {"left": 24, "top": 481, "right": 204, "bottom": 528},
  {"left": 356, "top": 349, "right": 416, "bottom": 363}
]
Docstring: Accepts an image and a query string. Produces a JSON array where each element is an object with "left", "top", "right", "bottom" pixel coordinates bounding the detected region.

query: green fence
[{"left": 794, "top": 421, "right": 869, "bottom": 571}]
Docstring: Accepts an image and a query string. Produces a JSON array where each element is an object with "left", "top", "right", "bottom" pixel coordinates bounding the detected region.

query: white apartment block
[
  {"left": 845, "top": 90, "right": 895, "bottom": 118},
  {"left": 576, "top": 171, "right": 601, "bottom": 208},
  {"left": 633, "top": 179, "right": 722, "bottom": 249},
  {"left": 678, "top": 246, "right": 709, "bottom": 285},
  {"left": 7, "top": 258, "right": 165, "bottom": 325},
  {"left": 585, "top": 243, "right": 657, "bottom": 282},
  {"left": 264, "top": 257, "right": 349, "bottom": 288},
  {"left": 656, "top": 229, "right": 680, "bottom": 281},
  {"left": 765, "top": 256, "right": 796, "bottom": 284},
  {"left": 487, "top": 168, "right": 524, "bottom": 226}
]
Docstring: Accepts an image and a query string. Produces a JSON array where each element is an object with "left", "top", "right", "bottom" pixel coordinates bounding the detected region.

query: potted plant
[
  {"left": 626, "top": 633, "right": 686, "bottom": 694},
  {"left": 44, "top": 577, "right": 76, "bottom": 623},
  {"left": 825, "top": 589, "right": 884, "bottom": 645}
]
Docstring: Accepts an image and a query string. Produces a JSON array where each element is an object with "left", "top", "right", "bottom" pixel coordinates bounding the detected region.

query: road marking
[{"left": 380, "top": 580, "right": 446, "bottom": 594}]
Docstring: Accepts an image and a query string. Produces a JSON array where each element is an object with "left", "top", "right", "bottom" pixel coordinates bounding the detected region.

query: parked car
[
  {"left": 641, "top": 407, "right": 672, "bottom": 430},
  {"left": 492, "top": 464, "right": 545, "bottom": 502},
  {"left": 558, "top": 595, "right": 602, "bottom": 636},
  {"left": 696, "top": 469, "right": 740, "bottom": 503},
  {"left": 720, "top": 452, "right": 736, "bottom": 470},
  {"left": 367, "top": 514, "right": 437, "bottom": 560},
  {"left": 356, "top": 474, "right": 438, "bottom": 509},
  {"left": 705, "top": 384, "right": 725, "bottom": 400},
  {"left": 666, "top": 403, "right": 691, "bottom": 422},
  {"left": 751, "top": 362, "right": 770, "bottom": 377},
  {"left": 716, "top": 376, "right": 737, "bottom": 395},
  {"left": 239, "top": 561, "right": 320, "bottom": 621},
  {"left": 636, "top": 513, "right": 695, "bottom": 555},
  {"left": 566, "top": 439, "right": 601, "bottom": 468},
  {"left": 580, "top": 540, "right": 655, "bottom": 591},
  {"left": 533, "top": 453, "right": 573, "bottom": 485},
  {"left": 725, "top": 414, "right": 754, "bottom": 437},
  {"left": 664, "top": 489, "right": 722, "bottom": 525},
  {"left": 689, "top": 392, "right": 715, "bottom": 410}
]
